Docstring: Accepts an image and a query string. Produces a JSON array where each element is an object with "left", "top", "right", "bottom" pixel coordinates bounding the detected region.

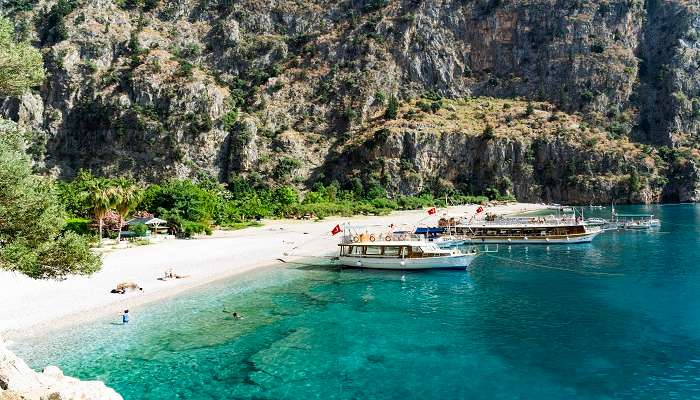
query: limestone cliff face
[
  {"left": 325, "top": 98, "right": 668, "bottom": 204},
  {"left": 0, "top": 339, "right": 122, "bottom": 400},
  {"left": 2, "top": 0, "right": 700, "bottom": 202}
]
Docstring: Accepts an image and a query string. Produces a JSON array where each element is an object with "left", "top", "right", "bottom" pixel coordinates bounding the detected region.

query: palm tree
[
  {"left": 115, "top": 184, "right": 143, "bottom": 242},
  {"left": 88, "top": 183, "right": 119, "bottom": 246}
]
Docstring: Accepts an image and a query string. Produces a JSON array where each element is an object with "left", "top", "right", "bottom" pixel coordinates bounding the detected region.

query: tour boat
[
  {"left": 337, "top": 241, "right": 478, "bottom": 270},
  {"left": 609, "top": 212, "right": 661, "bottom": 230},
  {"left": 417, "top": 214, "right": 603, "bottom": 245}
]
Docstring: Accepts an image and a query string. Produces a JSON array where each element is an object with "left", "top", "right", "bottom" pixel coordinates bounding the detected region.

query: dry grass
[{"left": 340, "top": 96, "right": 663, "bottom": 177}]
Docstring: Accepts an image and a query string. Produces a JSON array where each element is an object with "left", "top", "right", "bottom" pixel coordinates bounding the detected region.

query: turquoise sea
[{"left": 17, "top": 205, "right": 700, "bottom": 399}]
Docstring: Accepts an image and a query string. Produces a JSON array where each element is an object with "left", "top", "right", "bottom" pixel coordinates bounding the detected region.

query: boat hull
[
  {"left": 439, "top": 231, "right": 602, "bottom": 246},
  {"left": 338, "top": 254, "right": 477, "bottom": 270}
]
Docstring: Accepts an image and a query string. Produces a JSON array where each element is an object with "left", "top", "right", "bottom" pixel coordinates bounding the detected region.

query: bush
[
  {"left": 580, "top": 89, "right": 595, "bottom": 103},
  {"left": 182, "top": 220, "right": 212, "bottom": 237},
  {"left": 130, "top": 222, "right": 149, "bottom": 237},
  {"left": 417, "top": 100, "right": 432, "bottom": 113},
  {"left": 525, "top": 101, "right": 534, "bottom": 116},
  {"left": 273, "top": 157, "right": 301, "bottom": 180},
  {"left": 176, "top": 60, "right": 193, "bottom": 78},
  {"left": 221, "top": 108, "right": 238, "bottom": 131},
  {"left": 139, "top": 179, "right": 218, "bottom": 224},
  {"left": 590, "top": 43, "right": 605, "bottom": 54},
  {"left": 482, "top": 124, "right": 495, "bottom": 140},
  {"left": 384, "top": 95, "right": 399, "bottom": 119},
  {"left": 362, "top": 0, "right": 388, "bottom": 13},
  {"left": 63, "top": 218, "right": 91, "bottom": 235}
]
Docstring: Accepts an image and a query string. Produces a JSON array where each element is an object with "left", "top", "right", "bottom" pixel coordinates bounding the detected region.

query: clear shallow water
[{"left": 17, "top": 205, "right": 700, "bottom": 399}]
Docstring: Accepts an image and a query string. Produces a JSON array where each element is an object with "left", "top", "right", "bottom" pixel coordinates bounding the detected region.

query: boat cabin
[
  {"left": 339, "top": 242, "right": 448, "bottom": 258},
  {"left": 454, "top": 224, "right": 588, "bottom": 238},
  {"left": 611, "top": 213, "right": 656, "bottom": 223}
]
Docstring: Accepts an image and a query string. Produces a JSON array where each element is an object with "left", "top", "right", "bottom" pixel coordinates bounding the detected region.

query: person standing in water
[{"left": 122, "top": 309, "right": 130, "bottom": 324}]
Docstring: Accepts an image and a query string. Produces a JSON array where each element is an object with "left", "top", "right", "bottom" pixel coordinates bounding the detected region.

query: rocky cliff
[
  {"left": 0, "top": 339, "right": 121, "bottom": 400},
  {"left": 2, "top": 0, "right": 700, "bottom": 202}
]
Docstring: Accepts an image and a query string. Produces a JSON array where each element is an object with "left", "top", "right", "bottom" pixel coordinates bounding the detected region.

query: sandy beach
[{"left": 0, "top": 203, "right": 544, "bottom": 340}]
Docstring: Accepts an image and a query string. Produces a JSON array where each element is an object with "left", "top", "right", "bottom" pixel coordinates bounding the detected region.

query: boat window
[
  {"left": 383, "top": 246, "right": 400, "bottom": 256},
  {"left": 365, "top": 246, "right": 382, "bottom": 256},
  {"left": 352, "top": 246, "right": 363, "bottom": 255},
  {"left": 411, "top": 246, "right": 423, "bottom": 254},
  {"left": 341, "top": 246, "right": 351, "bottom": 256}
]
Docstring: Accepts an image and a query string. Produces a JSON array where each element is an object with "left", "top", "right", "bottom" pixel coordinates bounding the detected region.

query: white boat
[
  {"left": 586, "top": 217, "right": 608, "bottom": 226},
  {"left": 419, "top": 213, "right": 603, "bottom": 245},
  {"left": 338, "top": 241, "right": 477, "bottom": 270},
  {"left": 610, "top": 212, "right": 661, "bottom": 230}
]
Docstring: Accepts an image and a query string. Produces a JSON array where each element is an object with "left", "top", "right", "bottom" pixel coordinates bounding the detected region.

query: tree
[
  {"left": 0, "top": 18, "right": 98, "bottom": 280},
  {"left": 114, "top": 183, "right": 143, "bottom": 242},
  {"left": 482, "top": 124, "right": 495, "bottom": 140},
  {"left": 0, "top": 17, "right": 45, "bottom": 96},
  {"left": 525, "top": 101, "right": 534, "bottom": 116},
  {"left": 87, "top": 182, "right": 119, "bottom": 246},
  {"left": 0, "top": 122, "right": 100, "bottom": 279},
  {"left": 384, "top": 95, "right": 399, "bottom": 119}
]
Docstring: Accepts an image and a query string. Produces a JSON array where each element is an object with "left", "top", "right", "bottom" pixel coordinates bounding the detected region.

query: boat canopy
[
  {"left": 415, "top": 227, "right": 447, "bottom": 234},
  {"left": 339, "top": 241, "right": 436, "bottom": 247}
]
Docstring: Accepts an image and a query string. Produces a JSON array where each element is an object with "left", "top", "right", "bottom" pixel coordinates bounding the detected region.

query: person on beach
[
  {"left": 160, "top": 269, "right": 190, "bottom": 280},
  {"left": 113, "top": 282, "right": 143, "bottom": 293},
  {"left": 121, "top": 310, "right": 130, "bottom": 324}
]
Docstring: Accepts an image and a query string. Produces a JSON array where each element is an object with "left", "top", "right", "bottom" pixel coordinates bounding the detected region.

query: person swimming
[
  {"left": 223, "top": 309, "right": 243, "bottom": 319},
  {"left": 122, "top": 309, "right": 130, "bottom": 324}
]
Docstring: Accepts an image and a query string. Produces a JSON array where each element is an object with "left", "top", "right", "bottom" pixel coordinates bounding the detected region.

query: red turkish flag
[
  {"left": 427, "top": 207, "right": 437, "bottom": 215},
  {"left": 476, "top": 206, "right": 484, "bottom": 214},
  {"left": 331, "top": 224, "right": 342, "bottom": 236}
]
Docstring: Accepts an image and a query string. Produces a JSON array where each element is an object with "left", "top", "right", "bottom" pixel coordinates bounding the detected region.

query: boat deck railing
[
  {"left": 339, "top": 231, "right": 423, "bottom": 245},
  {"left": 453, "top": 216, "right": 585, "bottom": 228}
]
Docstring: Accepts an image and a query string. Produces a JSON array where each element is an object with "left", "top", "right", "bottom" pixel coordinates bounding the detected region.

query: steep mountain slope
[
  {"left": 326, "top": 98, "right": 669, "bottom": 204},
  {"left": 1, "top": 0, "right": 700, "bottom": 202}
]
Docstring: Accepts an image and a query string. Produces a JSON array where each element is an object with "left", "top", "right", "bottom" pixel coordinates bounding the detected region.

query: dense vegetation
[
  {"left": 56, "top": 170, "right": 492, "bottom": 239},
  {"left": 0, "top": 122, "right": 101, "bottom": 279},
  {"left": 0, "top": 16, "right": 100, "bottom": 279}
]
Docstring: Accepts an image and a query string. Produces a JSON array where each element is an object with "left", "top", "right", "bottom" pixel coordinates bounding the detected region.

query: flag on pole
[
  {"left": 427, "top": 207, "right": 437, "bottom": 215},
  {"left": 331, "top": 224, "right": 342, "bottom": 236},
  {"left": 476, "top": 206, "right": 484, "bottom": 214}
]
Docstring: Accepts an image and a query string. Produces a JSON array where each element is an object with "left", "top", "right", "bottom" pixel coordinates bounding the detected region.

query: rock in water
[{"left": 0, "top": 338, "right": 122, "bottom": 400}]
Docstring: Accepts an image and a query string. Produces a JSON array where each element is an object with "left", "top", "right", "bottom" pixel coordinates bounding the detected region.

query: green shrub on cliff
[
  {"left": 0, "top": 17, "right": 45, "bottom": 95},
  {"left": 39, "top": 0, "right": 75, "bottom": 45},
  {"left": 362, "top": 0, "right": 388, "bottom": 13},
  {"left": 385, "top": 95, "right": 399, "bottom": 119}
]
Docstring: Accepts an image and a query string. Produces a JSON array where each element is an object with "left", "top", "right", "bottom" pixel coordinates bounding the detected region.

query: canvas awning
[{"left": 126, "top": 217, "right": 168, "bottom": 226}]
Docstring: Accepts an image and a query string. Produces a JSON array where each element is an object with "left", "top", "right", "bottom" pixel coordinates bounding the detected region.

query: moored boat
[
  {"left": 338, "top": 241, "right": 477, "bottom": 270},
  {"left": 417, "top": 212, "right": 603, "bottom": 245},
  {"left": 610, "top": 212, "right": 660, "bottom": 230}
]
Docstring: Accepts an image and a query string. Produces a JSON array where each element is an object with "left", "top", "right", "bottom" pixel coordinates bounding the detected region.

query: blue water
[{"left": 17, "top": 205, "right": 700, "bottom": 399}]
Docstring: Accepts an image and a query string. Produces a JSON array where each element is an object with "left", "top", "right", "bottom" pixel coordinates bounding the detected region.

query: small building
[{"left": 125, "top": 217, "right": 169, "bottom": 235}]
